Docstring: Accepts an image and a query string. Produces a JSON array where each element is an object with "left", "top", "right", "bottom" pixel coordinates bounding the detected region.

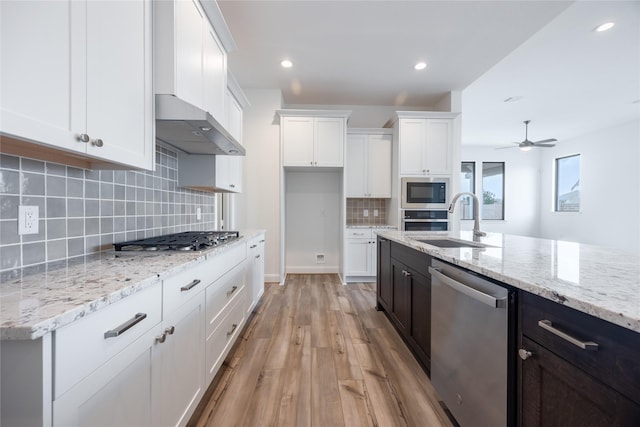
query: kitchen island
[
  {"left": 376, "top": 230, "right": 640, "bottom": 427},
  {"left": 377, "top": 230, "right": 640, "bottom": 333}
]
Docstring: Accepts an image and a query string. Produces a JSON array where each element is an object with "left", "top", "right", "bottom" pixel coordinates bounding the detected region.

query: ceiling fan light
[
  {"left": 594, "top": 22, "right": 615, "bottom": 32},
  {"left": 520, "top": 145, "right": 533, "bottom": 152}
]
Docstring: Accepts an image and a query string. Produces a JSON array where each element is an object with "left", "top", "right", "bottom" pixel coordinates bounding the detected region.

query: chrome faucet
[{"left": 449, "top": 192, "right": 486, "bottom": 238}]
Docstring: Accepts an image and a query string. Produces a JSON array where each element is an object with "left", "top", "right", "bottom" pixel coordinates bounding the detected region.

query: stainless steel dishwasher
[{"left": 429, "top": 259, "right": 512, "bottom": 427}]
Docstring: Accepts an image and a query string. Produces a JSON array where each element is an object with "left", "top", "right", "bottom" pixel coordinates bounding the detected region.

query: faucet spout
[{"left": 449, "top": 192, "right": 487, "bottom": 238}]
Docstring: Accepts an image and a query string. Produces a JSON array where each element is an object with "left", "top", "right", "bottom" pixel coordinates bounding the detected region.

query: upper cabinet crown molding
[
  {"left": 348, "top": 128, "right": 393, "bottom": 135},
  {"left": 199, "top": 0, "right": 238, "bottom": 53},
  {"left": 227, "top": 71, "right": 250, "bottom": 109},
  {"left": 393, "top": 111, "right": 460, "bottom": 121},
  {"left": 276, "top": 109, "right": 352, "bottom": 119}
]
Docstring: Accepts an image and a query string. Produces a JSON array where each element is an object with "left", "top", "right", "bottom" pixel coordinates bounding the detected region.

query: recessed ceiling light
[
  {"left": 280, "top": 59, "right": 293, "bottom": 68},
  {"left": 594, "top": 22, "right": 615, "bottom": 32},
  {"left": 414, "top": 62, "right": 427, "bottom": 71},
  {"left": 504, "top": 96, "right": 524, "bottom": 103}
]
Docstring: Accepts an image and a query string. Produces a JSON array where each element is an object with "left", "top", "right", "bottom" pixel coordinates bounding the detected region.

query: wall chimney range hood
[{"left": 155, "top": 94, "right": 245, "bottom": 156}]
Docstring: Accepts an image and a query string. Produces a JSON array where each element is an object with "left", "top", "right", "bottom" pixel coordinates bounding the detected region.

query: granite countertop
[
  {"left": 378, "top": 230, "right": 640, "bottom": 334},
  {"left": 0, "top": 230, "right": 264, "bottom": 340}
]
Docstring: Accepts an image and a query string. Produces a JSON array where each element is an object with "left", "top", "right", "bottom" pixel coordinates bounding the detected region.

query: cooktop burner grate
[{"left": 114, "top": 231, "right": 240, "bottom": 252}]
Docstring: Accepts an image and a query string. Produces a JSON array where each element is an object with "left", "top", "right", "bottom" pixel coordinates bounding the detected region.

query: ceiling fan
[{"left": 498, "top": 120, "right": 557, "bottom": 151}]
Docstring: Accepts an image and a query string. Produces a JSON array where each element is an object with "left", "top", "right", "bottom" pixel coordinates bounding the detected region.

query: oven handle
[
  {"left": 402, "top": 219, "right": 449, "bottom": 222},
  {"left": 429, "top": 267, "right": 506, "bottom": 308}
]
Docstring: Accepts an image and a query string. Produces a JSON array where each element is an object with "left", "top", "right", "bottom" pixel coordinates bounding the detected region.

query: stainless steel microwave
[{"left": 401, "top": 177, "right": 449, "bottom": 209}]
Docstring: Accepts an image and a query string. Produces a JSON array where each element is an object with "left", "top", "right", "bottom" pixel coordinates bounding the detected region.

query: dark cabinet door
[
  {"left": 376, "top": 237, "right": 392, "bottom": 311},
  {"left": 391, "top": 260, "right": 411, "bottom": 334},
  {"left": 410, "top": 268, "right": 430, "bottom": 368},
  {"left": 520, "top": 336, "right": 640, "bottom": 427}
]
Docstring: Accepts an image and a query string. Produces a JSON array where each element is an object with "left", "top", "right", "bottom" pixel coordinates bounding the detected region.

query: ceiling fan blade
[
  {"left": 532, "top": 138, "right": 557, "bottom": 144},
  {"left": 533, "top": 143, "right": 556, "bottom": 148},
  {"left": 495, "top": 145, "right": 519, "bottom": 150}
]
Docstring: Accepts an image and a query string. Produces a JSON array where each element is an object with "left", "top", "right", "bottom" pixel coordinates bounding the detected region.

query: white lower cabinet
[
  {"left": 53, "top": 325, "right": 160, "bottom": 427},
  {"left": 246, "top": 234, "right": 265, "bottom": 316},
  {"left": 1, "top": 237, "right": 266, "bottom": 427},
  {"left": 153, "top": 291, "right": 206, "bottom": 427},
  {"left": 345, "top": 229, "right": 377, "bottom": 281}
]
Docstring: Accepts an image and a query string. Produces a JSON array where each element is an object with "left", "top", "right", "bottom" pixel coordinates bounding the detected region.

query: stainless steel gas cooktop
[{"left": 113, "top": 231, "right": 240, "bottom": 252}]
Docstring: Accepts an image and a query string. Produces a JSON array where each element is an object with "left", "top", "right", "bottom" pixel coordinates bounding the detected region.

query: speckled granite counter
[
  {"left": 0, "top": 230, "right": 264, "bottom": 340},
  {"left": 378, "top": 230, "right": 640, "bottom": 334}
]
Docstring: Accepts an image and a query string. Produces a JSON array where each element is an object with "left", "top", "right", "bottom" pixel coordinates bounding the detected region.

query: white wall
[
  {"left": 459, "top": 146, "right": 541, "bottom": 237},
  {"left": 285, "top": 171, "right": 342, "bottom": 273},
  {"left": 234, "top": 89, "right": 283, "bottom": 282},
  {"left": 538, "top": 120, "right": 640, "bottom": 252}
]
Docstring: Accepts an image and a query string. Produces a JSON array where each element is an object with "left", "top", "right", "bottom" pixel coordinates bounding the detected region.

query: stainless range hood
[{"left": 155, "top": 94, "right": 245, "bottom": 156}]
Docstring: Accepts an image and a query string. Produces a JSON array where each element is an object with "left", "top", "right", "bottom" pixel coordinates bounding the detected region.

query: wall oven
[
  {"left": 401, "top": 177, "right": 449, "bottom": 209},
  {"left": 402, "top": 210, "right": 448, "bottom": 232}
]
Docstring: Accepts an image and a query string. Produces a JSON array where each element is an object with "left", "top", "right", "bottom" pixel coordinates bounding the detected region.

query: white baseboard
[
  {"left": 345, "top": 276, "right": 376, "bottom": 283},
  {"left": 285, "top": 265, "right": 339, "bottom": 274},
  {"left": 264, "top": 273, "right": 280, "bottom": 283}
]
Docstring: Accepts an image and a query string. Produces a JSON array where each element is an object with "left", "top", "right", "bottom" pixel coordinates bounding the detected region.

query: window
[
  {"left": 460, "top": 162, "right": 475, "bottom": 219},
  {"left": 482, "top": 162, "right": 504, "bottom": 220},
  {"left": 555, "top": 154, "right": 580, "bottom": 212}
]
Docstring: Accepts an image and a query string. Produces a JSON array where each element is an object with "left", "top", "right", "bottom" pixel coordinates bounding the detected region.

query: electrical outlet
[
  {"left": 196, "top": 207, "right": 202, "bottom": 221},
  {"left": 363, "top": 209, "right": 369, "bottom": 217},
  {"left": 374, "top": 209, "right": 379, "bottom": 217},
  {"left": 18, "top": 205, "right": 39, "bottom": 235},
  {"left": 316, "top": 253, "right": 325, "bottom": 264}
]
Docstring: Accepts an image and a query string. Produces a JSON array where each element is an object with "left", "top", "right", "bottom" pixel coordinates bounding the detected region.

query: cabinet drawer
[
  {"left": 390, "top": 241, "right": 430, "bottom": 275},
  {"left": 205, "top": 262, "right": 245, "bottom": 337},
  {"left": 346, "top": 228, "right": 373, "bottom": 239},
  {"left": 54, "top": 283, "right": 162, "bottom": 399},
  {"left": 205, "top": 287, "right": 246, "bottom": 383},
  {"left": 163, "top": 242, "right": 246, "bottom": 315},
  {"left": 521, "top": 291, "right": 640, "bottom": 404}
]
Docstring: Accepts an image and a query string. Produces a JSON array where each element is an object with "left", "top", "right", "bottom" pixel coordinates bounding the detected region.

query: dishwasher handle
[{"left": 429, "top": 267, "right": 507, "bottom": 308}]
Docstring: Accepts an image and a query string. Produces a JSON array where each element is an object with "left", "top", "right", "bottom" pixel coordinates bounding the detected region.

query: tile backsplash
[
  {"left": 0, "top": 144, "right": 216, "bottom": 275},
  {"left": 346, "top": 198, "right": 388, "bottom": 226}
]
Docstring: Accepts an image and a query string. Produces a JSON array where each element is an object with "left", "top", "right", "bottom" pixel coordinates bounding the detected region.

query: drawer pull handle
[
  {"left": 227, "top": 285, "right": 238, "bottom": 296},
  {"left": 164, "top": 326, "right": 175, "bottom": 335},
  {"left": 518, "top": 349, "right": 533, "bottom": 360},
  {"left": 402, "top": 270, "right": 412, "bottom": 277},
  {"left": 250, "top": 244, "right": 257, "bottom": 249},
  {"left": 538, "top": 320, "right": 599, "bottom": 351},
  {"left": 181, "top": 279, "right": 201, "bottom": 292},
  {"left": 227, "top": 323, "right": 238, "bottom": 337},
  {"left": 255, "top": 254, "right": 261, "bottom": 259},
  {"left": 155, "top": 333, "right": 166, "bottom": 344},
  {"left": 259, "top": 240, "right": 265, "bottom": 243},
  {"left": 104, "top": 313, "right": 147, "bottom": 339}
]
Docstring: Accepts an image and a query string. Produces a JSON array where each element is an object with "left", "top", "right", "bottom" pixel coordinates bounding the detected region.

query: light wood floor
[{"left": 189, "top": 274, "right": 454, "bottom": 427}]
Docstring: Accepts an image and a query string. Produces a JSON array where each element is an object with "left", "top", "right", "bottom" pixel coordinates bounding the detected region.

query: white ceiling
[{"left": 218, "top": 0, "right": 640, "bottom": 147}]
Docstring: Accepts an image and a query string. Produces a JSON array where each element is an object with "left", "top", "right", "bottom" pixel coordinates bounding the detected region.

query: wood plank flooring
[{"left": 189, "top": 274, "right": 453, "bottom": 427}]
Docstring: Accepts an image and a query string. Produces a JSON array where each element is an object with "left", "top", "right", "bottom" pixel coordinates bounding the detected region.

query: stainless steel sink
[{"left": 414, "top": 238, "right": 492, "bottom": 249}]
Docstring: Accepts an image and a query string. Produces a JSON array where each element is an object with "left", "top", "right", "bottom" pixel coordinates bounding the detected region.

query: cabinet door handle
[
  {"left": 227, "top": 285, "right": 238, "bottom": 296},
  {"left": 91, "top": 138, "right": 104, "bottom": 147},
  {"left": 402, "top": 270, "right": 412, "bottom": 277},
  {"left": 255, "top": 254, "right": 261, "bottom": 259},
  {"left": 155, "top": 333, "right": 167, "bottom": 344},
  {"left": 79, "top": 133, "right": 90, "bottom": 143},
  {"left": 104, "top": 313, "right": 147, "bottom": 339},
  {"left": 230, "top": 184, "right": 235, "bottom": 188},
  {"left": 518, "top": 349, "right": 533, "bottom": 360},
  {"left": 164, "top": 326, "right": 175, "bottom": 335},
  {"left": 227, "top": 323, "right": 238, "bottom": 336},
  {"left": 250, "top": 244, "right": 257, "bottom": 249},
  {"left": 180, "top": 279, "right": 201, "bottom": 292},
  {"left": 538, "top": 320, "right": 599, "bottom": 351},
  {"left": 259, "top": 240, "right": 265, "bottom": 243}
]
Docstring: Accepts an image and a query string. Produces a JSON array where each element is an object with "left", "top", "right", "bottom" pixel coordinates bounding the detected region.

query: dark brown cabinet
[
  {"left": 376, "top": 237, "right": 392, "bottom": 311},
  {"left": 519, "top": 292, "right": 640, "bottom": 427},
  {"left": 377, "top": 238, "right": 431, "bottom": 371}
]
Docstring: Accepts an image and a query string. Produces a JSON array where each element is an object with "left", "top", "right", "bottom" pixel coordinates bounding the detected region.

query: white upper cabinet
[
  {"left": 398, "top": 116, "right": 453, "bottom": 176},
  {"left": 155, "top": 0, "right": 228, "bottom": 123},
  {"left": 346, "top": 130, "right": 392, "bottom": 198},
  {"left": 1, "top": 0, "right": 154, "bottom": 170},
  {"left": 278, "top": 110, "right": 351, "bottom": 168}
]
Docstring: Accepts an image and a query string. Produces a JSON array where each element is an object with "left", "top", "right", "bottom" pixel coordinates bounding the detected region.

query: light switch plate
[{"left": 18, "top": 205, "right": 39, "bottom": 235}]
